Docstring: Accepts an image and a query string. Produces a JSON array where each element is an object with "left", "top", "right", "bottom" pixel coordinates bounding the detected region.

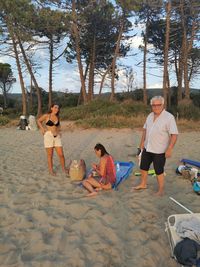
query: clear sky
[{"left": 0, "top": 23, "right": 199, "bottom": 95}]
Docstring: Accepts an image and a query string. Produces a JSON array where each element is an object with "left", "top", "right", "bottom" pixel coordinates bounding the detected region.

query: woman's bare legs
[
  {"left": 55, "top": 146, "right": 67, "bottom": 173},
  {"left": 101, "top": 183, "right": 112, "bottom": 190},
  {"left": 82, "top": 176, "right": 102, "bottom": 197},
  {"left": 46, "top": 147, "right": 55, "bottom": 175}
]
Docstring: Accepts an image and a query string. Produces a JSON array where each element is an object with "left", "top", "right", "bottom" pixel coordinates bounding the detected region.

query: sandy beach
[{"left": 0, "top": 123, "right": 199, "bottom": 267}]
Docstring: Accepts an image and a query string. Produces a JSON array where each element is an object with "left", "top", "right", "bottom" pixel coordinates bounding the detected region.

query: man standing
[{"left": 133, "top": 96, "right": 178, "bottom": 196}]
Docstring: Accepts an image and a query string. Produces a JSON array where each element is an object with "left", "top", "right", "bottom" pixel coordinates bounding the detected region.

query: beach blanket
[{"left": 113, "top": 161, "right": 135, "bottom": 190}]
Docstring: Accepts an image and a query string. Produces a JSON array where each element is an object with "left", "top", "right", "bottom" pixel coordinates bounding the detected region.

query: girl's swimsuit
[{"left": 46, "top": 115, "right": 60, "bottom": 137}]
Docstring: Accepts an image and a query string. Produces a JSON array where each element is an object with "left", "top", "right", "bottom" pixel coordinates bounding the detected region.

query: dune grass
[
  {"left": 176, "top": 119, "right": 200, "bottom": 132},
  {"left": 60, "top": 99, "right": 200, "bottom": 131},
  {"left": 1, "top": 99, "right": 200, "bottom": 131},
  {"left": 61, "top": 99, "right": 149, "bottom": 128}
]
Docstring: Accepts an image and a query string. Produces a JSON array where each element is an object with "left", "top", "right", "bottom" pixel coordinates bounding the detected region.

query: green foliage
[
  {"left": 74, "top": 115, "right": 143, "bottom": 129},
  {"left": 66, "top": 1, "right": 132, "bottom": 72},
  {"left": 0, "top": 63, "right": 16, "bottom": 89},
  {"left": 190, "top": 91, "right": 200, "bottom": 108},
  {"left": 0, "top": 116, "right": 10, "bottom": 125},
  {"left": 177, "top": 100, "right": 200, "bottom": 120},
  {"left": 53, "top": 92, "right": 79, "bottom": 108},
  {"left": 61, "top": 99, "right": 149, "bottom": 128},
  {"left": 116, "top": 89, "right": 145, "bottom": 102}
]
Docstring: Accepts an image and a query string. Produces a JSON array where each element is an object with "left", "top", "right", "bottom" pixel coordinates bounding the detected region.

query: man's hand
[{"left": 165, "top": 147, "right": 172, "bottom": 158}]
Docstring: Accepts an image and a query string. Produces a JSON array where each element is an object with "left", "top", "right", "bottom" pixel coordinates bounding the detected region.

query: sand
[{"left": 0, "top": 123, "right": 199, "bottom": 267}]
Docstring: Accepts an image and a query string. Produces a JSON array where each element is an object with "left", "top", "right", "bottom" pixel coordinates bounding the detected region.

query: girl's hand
[{"left": 92, "top": 163, "right": 97, "bottom": 170}]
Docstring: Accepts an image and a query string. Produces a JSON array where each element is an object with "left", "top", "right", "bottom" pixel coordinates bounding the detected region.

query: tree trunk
[
  {"left": 88, "top": 35, "right": 96, "bottom": 101},
  {"left": 184, "top": 16, "right": 196, "bottom": 97},
  {"left": 48, "top": 39, "right": 53, "bottom": 109},
  {"left": 167, "top": 69, "right": 171, "bottom": 107},
  {"left": 2, "top": 84, "right": 7, "bottom": 109},
  {"left": 181, "top": 5, "right": 189, "bottom": 100},
  {"left": 17, "top": 35, "right": 42, "bottom": 117},
  {"left": 72, "top": 0, "right": 87, "bottom": 104},
  {"left": 177, "top": 52, "right": 183, "bottom": 102},
  {"left": 174, "top": 49, "right": 183, "bottom": 102},
  {"left": 143, "top": 19, "right": 148, "bottom": 105},
  {"left": 162, "top": 1, "right": 171, "bottom": 108},
  {"left": 11, "top": 34, "right": 27, "bottom": 116},
  {"left": 30, "top": 77, "right": 33, "bottom": 112},
  {"left": 6, "top": 23, "right": 27, "bottom": 115},
  {"left": 180, "top": 0, "right": 189, "bottom": 100},
  {"left": 99, "top": 67, "right": 111, "bottom": 95},
  {"left": 110, "top": 17, "right": 124, "bottom": 101},
  {"left": 78, "top": 64, "right": 89, "bottom": 105}
]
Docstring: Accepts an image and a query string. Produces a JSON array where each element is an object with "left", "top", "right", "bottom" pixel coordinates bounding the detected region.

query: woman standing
[
  {"left": 82, "top": 143, "right": 116, "bottom": 197},
  {"left": 37, "top": 104, "right": 67, "bottom": 175}
]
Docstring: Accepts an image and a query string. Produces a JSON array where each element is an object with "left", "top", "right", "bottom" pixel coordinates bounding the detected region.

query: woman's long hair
[
  {"left": 94, "top": 143, "right": 109, "bottom": 157},
  {"left": 48, "top": 104, "right": 60, "bottom": 117}
]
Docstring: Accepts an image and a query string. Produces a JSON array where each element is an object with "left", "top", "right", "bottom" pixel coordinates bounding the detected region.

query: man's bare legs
[
  {"left": 155, "top": 173, "right": 164, "bottom": 196},
  {"left": 132, "top": 169, "right": 148, "bottom": 190}
]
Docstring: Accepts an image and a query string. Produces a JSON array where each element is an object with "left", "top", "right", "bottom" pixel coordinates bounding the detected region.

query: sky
[{"left": 0, "top": 22, "right": 199, "bottom": 95}]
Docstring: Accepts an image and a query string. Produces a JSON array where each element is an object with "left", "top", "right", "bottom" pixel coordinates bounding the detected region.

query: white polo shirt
[{"left": 144, "top": 109, "right": 178, "bottom": 154}]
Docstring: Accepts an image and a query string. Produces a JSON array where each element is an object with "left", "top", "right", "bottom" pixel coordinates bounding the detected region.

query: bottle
[
  {"left": 137, "top": 148, "right": 142, "bottom": 166},
  {"left": 136, "top": 147, "right": 141, "bottom": 156},
  {"left": 116, "top": 163, "right": 120, "bottom": 172}
]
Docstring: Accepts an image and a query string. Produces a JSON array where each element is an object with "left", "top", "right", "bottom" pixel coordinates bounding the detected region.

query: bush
[
  {"left": 60, "top": 99, "right": 150, "bottom": 128},
  {"left": 177, "top": 99, "right": 200, "bottom": 120},
  {"left": 190, "top": 92, "right": 200, "bottom": 108},
  {"left": 0, "top": 116, "right": 10, "bottom": 126}
]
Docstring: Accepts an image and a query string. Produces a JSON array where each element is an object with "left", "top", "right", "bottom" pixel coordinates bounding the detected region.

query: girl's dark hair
[
  {"left": 94, "top": 143, "right": 109, "bottom": 157},
  {"left": 48, "top": 103, "right": 60, "bottom": 116}
]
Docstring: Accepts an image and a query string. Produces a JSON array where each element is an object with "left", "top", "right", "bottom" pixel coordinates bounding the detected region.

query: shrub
[
  {"left": 60, "top": 99, "right": 149, "bottom": 128},
  {"left": 0, "top": 116, "right": 10, "bottom": 126},
  {"left": 177, "top": 99, "right": 200, "bottom": 120}
]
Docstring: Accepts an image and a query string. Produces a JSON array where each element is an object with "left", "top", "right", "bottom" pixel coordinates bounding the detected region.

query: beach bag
[
  {"left": 69, "top": 159, "right": 86, "bottom": 181},
  {"left": 193, "top": 181, "right": 200, "bottom": 195}
]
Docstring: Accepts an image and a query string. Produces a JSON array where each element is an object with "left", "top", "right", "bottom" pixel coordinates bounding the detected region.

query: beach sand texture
[{"left": 0, "top": 125, "right": 199, "bottom": 267}]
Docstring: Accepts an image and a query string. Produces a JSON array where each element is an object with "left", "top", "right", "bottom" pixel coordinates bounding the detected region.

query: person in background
[
  {"left": 132, "top": 96, "right": 178, "bottom": 196},
  {"left": 82, "top": 143, "right": 116, "bottom": 197},
  {"left": 37, "top": 104, "right": 67, "bottom": 175}
]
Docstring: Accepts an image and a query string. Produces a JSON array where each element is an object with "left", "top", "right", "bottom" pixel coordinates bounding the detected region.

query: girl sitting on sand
[
  {"left": 82, "top": 143, "right": 116, "bottom": 197},
  {"left": 37, "top": 104, "right": 67, "bottom": 175}
]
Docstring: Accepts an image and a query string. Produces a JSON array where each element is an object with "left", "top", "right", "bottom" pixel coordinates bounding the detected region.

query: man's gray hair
[{"left": 150, "top": 96, "right": 164, "bottom": 105}]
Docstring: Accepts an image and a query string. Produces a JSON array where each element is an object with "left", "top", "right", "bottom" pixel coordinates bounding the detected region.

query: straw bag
[{"left": 69, "top": 159, "right": 86, "bottom": 181}]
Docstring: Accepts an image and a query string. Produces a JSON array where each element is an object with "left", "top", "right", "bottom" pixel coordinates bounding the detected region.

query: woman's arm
[
  {"left": 96, "top": 157, "right": 106, "bottom": 177},
  {"left": 37, "top": 114, "right": 47, "bottom": 135}
]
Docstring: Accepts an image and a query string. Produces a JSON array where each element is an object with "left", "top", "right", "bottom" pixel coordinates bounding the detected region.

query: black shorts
[{"left": 140, "top": 149, "right": 166, "bottom": 175}]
